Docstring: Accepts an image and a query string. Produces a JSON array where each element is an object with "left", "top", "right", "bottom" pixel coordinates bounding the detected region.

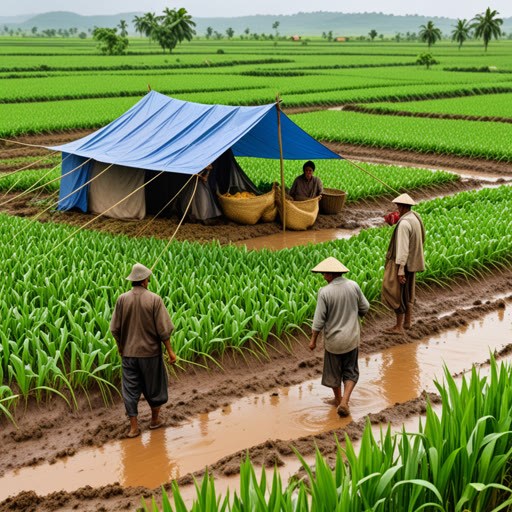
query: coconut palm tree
[
  {"left": 152, "top": 7, "right": 196, "bottom": 53},
  {"left": 471, "top": 7, "right": 503, "bottom": 51},
  {"left": 142, "top": 12, "right": 158, "bottom": 44},
  {"left": 117, "top": 20, "right": 128, "bottom": 37},
  {"left": 419, "top": 21, "right": 442, "bottom": 48},
  {"left": 451, "top": 19, "right": 471, "bottom": 49},
  {"left": 133, "top": 15, "right": 144, "bottom": 37}
]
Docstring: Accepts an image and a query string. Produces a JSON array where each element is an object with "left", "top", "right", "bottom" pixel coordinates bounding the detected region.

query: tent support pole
[{"left": 276, "top": 94, "right": 286, "bottom": 232}]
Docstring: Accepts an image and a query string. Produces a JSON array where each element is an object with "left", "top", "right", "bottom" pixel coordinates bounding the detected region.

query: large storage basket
[
  {"left": 275, "top": 184, "right": 319, "bottom": 231},
  {"left": 217, "top": 186, "right": 276, "bottom": 225},
  {"left": 320, "top": 188, "right": 347, "bottom": 214}
]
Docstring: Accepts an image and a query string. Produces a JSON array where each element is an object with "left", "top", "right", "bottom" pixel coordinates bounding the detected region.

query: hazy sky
[{"left": 4, "top": 0, "right": 512, "bottom": 19}]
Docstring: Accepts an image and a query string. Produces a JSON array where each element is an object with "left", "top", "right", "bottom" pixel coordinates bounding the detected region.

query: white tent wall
[{"left": 88, "top": 161, "right": 146, "bottom": 220}]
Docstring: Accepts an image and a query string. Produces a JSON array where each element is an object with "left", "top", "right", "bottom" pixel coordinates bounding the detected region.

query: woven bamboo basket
[
  {"left": 275, "top": 184, "right": 319, "bottom": 231},
  {"left": 217, "top": 186, "right": 275, "bottom": 225},
  {"left": 320, "top": 188, "right": 347, "bottom": 214}
]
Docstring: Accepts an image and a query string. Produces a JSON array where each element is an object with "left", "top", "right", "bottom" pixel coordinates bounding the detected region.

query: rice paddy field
[{"left": 1, "top": 34, "right": 512, "bottom": 512}]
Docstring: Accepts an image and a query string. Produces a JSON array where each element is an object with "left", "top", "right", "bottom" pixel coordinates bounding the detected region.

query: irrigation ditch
[
  {"left": 0, "top": 286, "right": 511, "bottom": 511},
  {"left": 1, "top": 130, "right": 512, "bottom": 511}
]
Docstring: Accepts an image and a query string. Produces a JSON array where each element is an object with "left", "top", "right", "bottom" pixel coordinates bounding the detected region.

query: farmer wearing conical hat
[
  {"left": 110, "top": 263, "right": 177, "bottom": 438},
  {"left": 382, "top": 194, "right": 426, "bottom": 335},
  {"left": 309, "top": 257, "right": 369, "bottom": 417}
]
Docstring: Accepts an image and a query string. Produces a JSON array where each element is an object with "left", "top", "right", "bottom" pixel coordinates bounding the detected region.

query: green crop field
[
  {"left": 2, "top": 185, "right": 512, "bottom": 420},
  {"left": 357, "top": 92, "right": 512, "bottom": 118},
  {"left": 294, "top": 110, "right": 512, "bottom": 161}
]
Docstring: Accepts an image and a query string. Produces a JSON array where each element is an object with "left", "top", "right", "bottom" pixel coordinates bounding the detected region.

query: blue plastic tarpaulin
[{"left": 48, "top": 91, "right": 343, "bottom": 211}]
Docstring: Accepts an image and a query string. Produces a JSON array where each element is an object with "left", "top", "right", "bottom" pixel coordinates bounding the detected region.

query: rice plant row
[
  {"left": 294, "top": 110, "right": 512, "bottom": 162},
  {"left": 0, "top": 73, "right": 415, "bottom": 104},
  {"left": 4, "top": 82, "right": 512, "bottom": 140},
  {"left": 356, "top": 92, "right": 512, "bottom": 119},
  {"left": 0, "top": 161, "right": 457, "bottom": 202},
  {"left": 144, "top": 358, "right": 512, "bottom": 512},
  {"left": 1, "top": 185, "right": 512, "bottom": 420}
]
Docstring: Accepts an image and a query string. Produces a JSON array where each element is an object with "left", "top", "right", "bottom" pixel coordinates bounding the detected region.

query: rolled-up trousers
[{"left": 121, "top": 355, "right": 168, "bottom": 417}]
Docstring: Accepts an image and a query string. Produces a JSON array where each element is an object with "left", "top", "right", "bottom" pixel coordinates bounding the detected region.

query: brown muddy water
[
  {"left": 236, "top": 228, "right": 360, "bottom": 251},
  {"left": 1, "top": 305, "right": 511, "bottom": 500}
]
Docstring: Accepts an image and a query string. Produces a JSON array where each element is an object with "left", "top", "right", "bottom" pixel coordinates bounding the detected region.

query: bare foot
[
  {"left": 323, "top": 397, "right": 341, "bottom": 406},
  {"left": 127, "top": 429, "right": 140, "bottom": 438},
  {"left": 337, "top": 403, "right": 350, "bottom": 417},
  {"left": 149, "top": 420, "right": 165, "bottom": 430},
  {"left": 384, "top": 326, "right": 405, "bottom": 335}
]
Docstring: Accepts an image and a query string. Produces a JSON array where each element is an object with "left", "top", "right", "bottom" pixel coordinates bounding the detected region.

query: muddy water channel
[
  {"left": 2, "top": 306, "right": 511, "bottom": 500},
  {"left": 236, "top": 228, "right": 360, "bottom": 251}
]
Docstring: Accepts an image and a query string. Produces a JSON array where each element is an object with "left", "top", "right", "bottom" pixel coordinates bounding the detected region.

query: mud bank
[
  {"left": 1, "top": 270, "right": 511, "bottom": 476},
  {"left": 0, "top": 177, "right": 480, "bottom": 245},
  {"left": 2, "top": 297, "right": 511, "bottom": 511},
  {"left": 323, "top": 141, "right": 512, "bottom": 176}
]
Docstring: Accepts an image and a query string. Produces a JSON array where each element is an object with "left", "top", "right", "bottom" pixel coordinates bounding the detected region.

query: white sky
[{"left": 3, "top": 0, "right": 511, "bottom": 19}]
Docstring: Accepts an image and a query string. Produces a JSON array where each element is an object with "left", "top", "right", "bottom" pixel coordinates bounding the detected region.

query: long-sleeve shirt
[
  {"left": 289, "top": 175, "right": 323, "bottom": 200},
  {"left": 395, "top": 210, "right": 426, "bottom": 275},
  {"left": 110, "top": 287, "right": 174, "bottom": 357},
  {"left": 312, "top": 277, "right": 370, "bottom": 354}
]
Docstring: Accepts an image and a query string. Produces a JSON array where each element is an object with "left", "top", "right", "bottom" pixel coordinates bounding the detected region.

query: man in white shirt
[
  {"left": 381, "top": 194, "right": 426, "bottom": 335},
  {"left": 309, "top": 257, "right": 369, "bottom": 417}
]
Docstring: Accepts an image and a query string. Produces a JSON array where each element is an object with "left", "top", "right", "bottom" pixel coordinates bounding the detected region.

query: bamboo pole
[
  {"left": 151, "top": 175, "right": 199, "bottom": 271},
  {"left": 47, "top": 171, "right": 165, "bottom": 256},
  {"left": 343, "top": 157, "right": 400, "bottom": 196},
  {"left": 0, "top": 157, "right": 91, "bottom": 206},
  {"left": 9, "top": 163, "right": 114, "bottom": 243},
  {"left": 135, "top": 173, "right": 196, "bottom": 238},
  {"left": 276, "top": 94, "right": 286, "bottom": 232},
  {"left": 0, "top": 152, "right": 59, "bottom": 182}
]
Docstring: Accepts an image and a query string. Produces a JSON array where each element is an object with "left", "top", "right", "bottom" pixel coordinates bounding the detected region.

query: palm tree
[
  {"left": 471, "top": 7, "right": 503, "bottom": 51},
  {"left": 368, "top": 29, "right": 377, "bottom": 41},
  {"left": 133, "top": 15, "right": 144, "bottom": 37},
  {"left": 118, "top": 20, "right": 128, "bottom": 37},
  {"left": 152, "top": 7, "right": 196, "bottom": 53},
  {"left": 142, "top": 12, "right": 158, "bottom": 44},
  {"left": 419, "top": 21, "right": 442, "bottom": 48},
  {"left": 451, "top": 19, "right": 471, "bottom": 49},
  {"left": 206, "top": 26, "right": 213, "bottom": 39}
]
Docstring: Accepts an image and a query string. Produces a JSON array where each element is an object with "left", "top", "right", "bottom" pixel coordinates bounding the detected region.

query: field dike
[
  {"left": 0, "top": 177, "right": 484, "bottom": 245},
  {"left": 342, "top": 103, "right": 512, "bottom": 124},
  {"left": 1, "top": 268, "right": 511, "bottom": 511}
]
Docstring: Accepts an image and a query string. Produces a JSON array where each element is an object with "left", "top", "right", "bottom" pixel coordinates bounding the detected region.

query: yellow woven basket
[
  {"left": 275, "top": 184, "right": 319, "bottom": 230},
  {"left": 320, "top": 188, "right": 347, "bottom": 214},
  {"left": 217, "top": 186, "right": 276, "bottom": 225}
]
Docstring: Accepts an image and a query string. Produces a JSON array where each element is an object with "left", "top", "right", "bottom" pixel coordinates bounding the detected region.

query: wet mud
[
  {"left": 4, "top": 304, "right": 509, "bottom": 498},
  {"left": 1, "top": 270, "right": 511, "bottom": 510},
  {"left": 0, "top": 177, "right": 480, "bottom": 245}
]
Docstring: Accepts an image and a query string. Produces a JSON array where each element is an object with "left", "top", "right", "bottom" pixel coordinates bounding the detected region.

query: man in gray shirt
[
  {"left": 110, "top": 263, "right": 177, "bottom": 438},
  {"left": 289, "top": 161, "right": 323, "bottom": 201},
  {"left": 309, "top": 257, "right": 369, "bottom": 417}
]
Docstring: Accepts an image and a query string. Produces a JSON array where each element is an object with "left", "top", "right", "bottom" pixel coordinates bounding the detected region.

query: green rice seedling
[
  {"left": 2, "top": 186, "right": 512, "bottom": 418},
  {"left": 144, "top": 356, "right": 512, "bottom": 511}
]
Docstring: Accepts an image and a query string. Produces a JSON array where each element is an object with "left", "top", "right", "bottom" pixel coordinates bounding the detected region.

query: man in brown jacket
[
  {"left": 381, "top": 194, "right": 426, "bottom": 334},
  {"left": 110, "top": 263, "right": 177, "bottom": 438}
]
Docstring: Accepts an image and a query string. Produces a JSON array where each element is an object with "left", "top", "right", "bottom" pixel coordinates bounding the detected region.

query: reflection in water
[
  {"left": 237, "top": 229, "right": 359, "bottom": 251},
  {"left": 379, "top": 342, "right": 420, "bottom": 405},
  {"left": 1, "top": 307, "right": 511, "bottom": 499},
  {"left": 120, "top": 429, "right": 178, "bottom": 487}
]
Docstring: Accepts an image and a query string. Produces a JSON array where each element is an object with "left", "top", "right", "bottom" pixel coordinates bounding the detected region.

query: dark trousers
[
  {"left": 122, "top": 355, "right": 168, "bottom": 417},
  {"left": 395, "top": 269, "right": 415, "bottom": 314}
]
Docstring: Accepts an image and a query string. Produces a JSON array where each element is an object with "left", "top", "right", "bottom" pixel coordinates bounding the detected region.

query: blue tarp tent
[{"left": 48, "top": 91, "right": 343, "bottom": 216}]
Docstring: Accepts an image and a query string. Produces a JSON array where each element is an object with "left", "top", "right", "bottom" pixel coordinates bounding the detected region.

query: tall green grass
[
  {"left": 1, "top": 186, "right": 512, "bottom": 421},
  {"left": 143, "top": 356, "right": 512, "bottom": 512}
]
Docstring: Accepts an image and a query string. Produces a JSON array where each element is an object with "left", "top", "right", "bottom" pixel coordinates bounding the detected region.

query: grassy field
[{"left": 0, "top": 37, "right": 510, "bottom": 162}]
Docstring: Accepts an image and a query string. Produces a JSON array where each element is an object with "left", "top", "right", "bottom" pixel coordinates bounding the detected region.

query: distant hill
[{"left": 3, "top": 10, "right": 512, "bottom": 37}]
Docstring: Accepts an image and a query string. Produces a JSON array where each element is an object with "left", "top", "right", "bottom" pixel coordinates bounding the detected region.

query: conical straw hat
[
  {"left": 392, "top": 193, "right": 416, "bottom": 206},
  {"left": 126, "top": 263, "right": 152, "bottom": 281},
  {"left": 312, "top": 257, "right": 349, "bottom": 273}
]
